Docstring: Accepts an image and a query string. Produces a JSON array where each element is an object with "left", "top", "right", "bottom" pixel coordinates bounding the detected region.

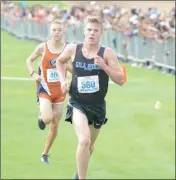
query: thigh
[
  {"left": 52, "top": 103, "right": 64, "bottom": 122},
  {"left": 39, "top": 96, "right": 53, "bottom": 120},
  {"left": 72, "top": 108, "right": 90, "bottom": 140}
]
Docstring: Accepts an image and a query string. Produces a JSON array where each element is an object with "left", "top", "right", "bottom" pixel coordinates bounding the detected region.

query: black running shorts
[{"left": 65, "top": 97, "right": 108, "bottom": 129}]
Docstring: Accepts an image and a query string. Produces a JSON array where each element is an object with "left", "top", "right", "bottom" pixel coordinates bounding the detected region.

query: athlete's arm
[
  {"left": 56, "top": 44, "right": 74, "bottom": 64},
  {"left": 94, "top": 48, "right": 124, "bottom": 86},
  {"left": 66, "top": 63, "right": 73, "bottom": 74},
  {"left": 26, "top": 43, "right": 44, "bottom": 81},
  {"left": 56, "top": 44, "right": 76, "bottom": 82}
]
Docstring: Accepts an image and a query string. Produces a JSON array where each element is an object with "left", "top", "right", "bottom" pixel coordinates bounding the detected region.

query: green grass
[
  {"left": 14, "top": 1, "right": 70, "bottom": 9},
  {"left": 1, "top": 30, "right": 175, "bottom": 179}
]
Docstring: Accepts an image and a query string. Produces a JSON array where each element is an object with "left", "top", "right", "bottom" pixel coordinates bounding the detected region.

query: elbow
[
  {"left": 114, "top": 78, "right": 124, "bottom": 86},
  {"left": 118, "top": 79, "right": 125, "bottom": 86},
  {"left": 116, "top": 74, "right": 125, "bottom": 86},
  {"left": 57, "top": 58, "right": 65, "bottom": 65},
  {"left": 120, "top": 74, "right": 125, "bottom": 86},
  {"left": 56, "top": 59, "right": 61, "bottom": 66},
  {"left": 26, "top": 59, "right": 30, "bottom": 66},
  {"left": 119, "top": 81, "right": 124, "bottom": 86}
]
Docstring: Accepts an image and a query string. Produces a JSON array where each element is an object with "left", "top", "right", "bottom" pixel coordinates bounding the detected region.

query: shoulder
[
  {"left": 104, "top": 47, "right": 117, "bottom": 59},
  {"left": 36, "top": 43, "right": 45, "bottom": 53},
  {"left": 65, "top": 43, "right": 77, "bottom": 54}
]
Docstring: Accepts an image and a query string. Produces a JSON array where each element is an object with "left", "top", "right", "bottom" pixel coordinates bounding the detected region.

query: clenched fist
[
  {"left": 61, "top": 80, "right": 69, "bottom": 94},
  {"left": 32, "top": 73, "right": 43, "bottom": 82},
  {"left": 94, "top": 55, "right": 107, "bottom": 70}
]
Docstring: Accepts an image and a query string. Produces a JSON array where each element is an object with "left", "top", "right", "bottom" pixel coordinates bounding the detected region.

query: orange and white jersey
[{"left": 37, "top": 42, "right": 67, "bottom": 104}]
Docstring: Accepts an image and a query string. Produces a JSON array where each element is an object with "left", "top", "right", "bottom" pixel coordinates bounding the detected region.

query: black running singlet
[{"left": 69, "top": 43, "right": 109, "bottom": 105}]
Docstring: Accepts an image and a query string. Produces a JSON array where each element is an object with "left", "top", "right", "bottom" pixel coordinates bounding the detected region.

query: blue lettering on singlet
[{"left": 76, "top": 62, "right": 100, "bottom": 71}]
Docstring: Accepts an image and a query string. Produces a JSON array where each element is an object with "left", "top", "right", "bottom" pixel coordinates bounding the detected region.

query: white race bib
[
  {"left": 47, "top": 68, "right": 59, "bottom": 82},
  {"left": 77, "top": 75, "right": 99, "bottom": 93}
]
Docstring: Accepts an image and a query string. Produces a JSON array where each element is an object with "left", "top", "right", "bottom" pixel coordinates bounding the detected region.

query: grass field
[{"left": 1, "top": 30, "right": 175, "bottom": 179}]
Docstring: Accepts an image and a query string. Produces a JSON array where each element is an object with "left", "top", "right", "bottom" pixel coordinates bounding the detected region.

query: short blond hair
[
  {"left": 85, "top": 15, "right": 103, "bottom": 29},
  {"left": 85, "top": 16, "right": 102, "bottom": 24}
]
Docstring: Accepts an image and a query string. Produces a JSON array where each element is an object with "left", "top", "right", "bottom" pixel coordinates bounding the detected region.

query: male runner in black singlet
[{"left": 56, "top": 16, "right": 124, "bottom": 179}]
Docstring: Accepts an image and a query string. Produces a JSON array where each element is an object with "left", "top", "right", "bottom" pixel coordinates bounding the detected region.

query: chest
[
  {"left": 42, "top": 53, "right": 59, "bottom": 68},
  {"left": 73, "top": 60, "right": 101, "bottom": 74}
]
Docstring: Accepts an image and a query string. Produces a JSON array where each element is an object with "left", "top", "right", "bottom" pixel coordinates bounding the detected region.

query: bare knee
[
  {"left": 79, "top": 136, "right": 91, "bottom": 148},
  {"left": 50, "top": 121, "right": 58, "bottom": 134},
  {"left": 53, "top": 114, "right": 62, "bottom": 122},
  {"left": 52, "top": 104, "right": 63, "bottom": 122},
  {"left": 42, "top": 115, "right": 53, "bottom": 124}
]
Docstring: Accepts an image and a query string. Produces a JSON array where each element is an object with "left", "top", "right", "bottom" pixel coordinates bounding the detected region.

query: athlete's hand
[
  {"left": 94, "top": 55, "right": 107, "bottom": 70},
  {"left": 32, "top": 73, "right": 43, "bottom": 82},
  {"left": 61, "top": 81, "right": 69, "bottom": 94}
]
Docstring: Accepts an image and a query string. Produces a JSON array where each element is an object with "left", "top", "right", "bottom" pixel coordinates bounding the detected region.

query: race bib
[
  {"left": 47, "top": 68, "right": 59, "bottom": 82},
  {"left": 77, "top": 75, "right": 99, "bottom": 93}
]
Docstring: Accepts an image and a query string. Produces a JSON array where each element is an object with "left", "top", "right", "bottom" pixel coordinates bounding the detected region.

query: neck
[
  {"left": 51, "top": 39, "right": 64, "bottom": 47},
  {"left": 83, "top": 42, "right": 100, "bottom": 52}
]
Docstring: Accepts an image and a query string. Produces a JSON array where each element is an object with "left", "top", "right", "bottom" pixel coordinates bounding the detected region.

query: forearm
[
  {"left": 66, "top": 63, "right": 73, "bottom": 74},
  {"left": 56, "top": 54, "right": 71, "bottom": 82},
  {"left": 103, "top": 65, "right": 124, "bottom": 85},
  {"left": 56, "top": 60, "right": 66, "bottom": 83},
  {"left": 26, "top": 58, "right": 41, "bottom": 81},
  {"left": 26, "top": 59, "right": 35, "bottom": 75}
]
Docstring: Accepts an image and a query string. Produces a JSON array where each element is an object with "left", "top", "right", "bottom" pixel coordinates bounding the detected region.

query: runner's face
[
  {"left": 84, "top": 22, "right": 103, "bottom": 45},
  {"left": 50, "top": 23, "right": 64, "bottom": 41}
]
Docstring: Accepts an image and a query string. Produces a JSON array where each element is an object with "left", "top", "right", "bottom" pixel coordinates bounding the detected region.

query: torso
[
  {"left": 69, "top": 43, "right": 109, "bottom": 105},
  {"left": 39, "top": 41, "right": 67, "bottom": 95}
]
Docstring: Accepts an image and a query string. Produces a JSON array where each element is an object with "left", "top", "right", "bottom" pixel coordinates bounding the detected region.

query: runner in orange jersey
[{"left": 26, "top": 19, "right": 72, "bottom": 164}]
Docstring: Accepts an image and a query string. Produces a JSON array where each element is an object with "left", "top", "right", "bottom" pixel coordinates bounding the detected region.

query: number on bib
[
  {"left": 77, "top": 75, "right": 99, "bottom": 93},
  {"left": 47, "top": 69, "right": 59, "bottom": 82}
]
